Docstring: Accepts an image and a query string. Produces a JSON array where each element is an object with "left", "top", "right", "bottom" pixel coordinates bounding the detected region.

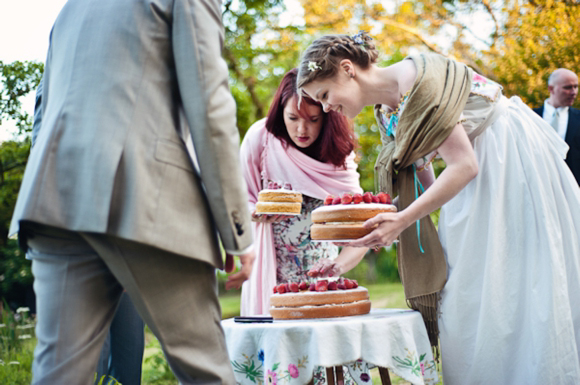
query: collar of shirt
[
  {"left": 544, "top": 99, "right": 569, "bottom": 117},
  {"left": 543, "top": 99, "right": 569, "bottom": 139}
]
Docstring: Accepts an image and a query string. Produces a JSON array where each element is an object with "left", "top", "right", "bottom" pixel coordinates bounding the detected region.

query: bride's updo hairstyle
[{"left": 297, "top": 31, "right": 379, "bottom": 89}]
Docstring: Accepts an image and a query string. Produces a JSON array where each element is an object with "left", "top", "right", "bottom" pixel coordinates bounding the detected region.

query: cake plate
[{"left": 311, "top": 239, "right": 399, "bottom": 244}]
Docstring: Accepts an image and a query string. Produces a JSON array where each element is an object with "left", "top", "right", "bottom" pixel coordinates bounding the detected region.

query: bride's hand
[
  {"left": 307, "top": 258, "right": 342, "bottom": 278},
  {"left": 348, "top": 211, "right": 408, "bottom": 248},
  {"left": 251, "top": 211, "right": 294, "bottom": 223}
]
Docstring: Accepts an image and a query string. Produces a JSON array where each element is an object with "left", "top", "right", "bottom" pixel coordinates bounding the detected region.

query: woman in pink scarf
[{"left": 240, "top": 69, "right": 367, "bottom": 316}]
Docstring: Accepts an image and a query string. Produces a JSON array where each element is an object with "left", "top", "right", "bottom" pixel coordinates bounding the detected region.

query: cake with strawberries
[
  {"left": 270, "top": 278, "right": 371, "bottom": 320},
  {"left": 256, "top": 182, "right": 303, "bottom": 215},
  {"left": 310, "top": 192, "right": 397, "bottom": 240}
]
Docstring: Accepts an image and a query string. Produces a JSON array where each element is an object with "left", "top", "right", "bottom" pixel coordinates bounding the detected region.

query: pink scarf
[{"left": 240, "top": 119, "right": 362, "bottom": 315}]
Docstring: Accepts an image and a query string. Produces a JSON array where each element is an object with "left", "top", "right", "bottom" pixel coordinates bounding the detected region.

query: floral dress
[{"left": 272, "top": 195, "right": 338, "bottom": 284}]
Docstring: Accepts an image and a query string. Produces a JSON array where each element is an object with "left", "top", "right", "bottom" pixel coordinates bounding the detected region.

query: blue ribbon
[
  {"left": 386, "top": 114, "right": 397, "bottom": 137},
  {"left": 412, "top": 164, "right": 425, "bottom": 253}
]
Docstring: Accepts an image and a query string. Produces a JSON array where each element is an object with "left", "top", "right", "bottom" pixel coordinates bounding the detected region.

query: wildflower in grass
[
  {"left": 18, "top": 334, "right": 32, "bottom": 339},
  {"left": 9, "top": 361, "right": 21, "bottom": 365},
  {"left": 16, "top": 307, "right": 30, "bottom": 314}
]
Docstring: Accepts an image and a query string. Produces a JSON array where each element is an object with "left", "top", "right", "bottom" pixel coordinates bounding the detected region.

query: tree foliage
[
  {"left": 222, "top": 0, "right": 306, "bottom": 136},
  {"left": 0, "top": 61, "right": 39, "bottom": 308},
  {"left": 0, "top": 61, "right": 41, "bottom": 245},
  {"left": 0, "top": 60, "right": 43, "bottom": 135},
  {"left": 488, "top": 1, "right": 580, "bottom": 107},
  {"left": 299, "top": 0, "right": 580, "bottom": 108}
]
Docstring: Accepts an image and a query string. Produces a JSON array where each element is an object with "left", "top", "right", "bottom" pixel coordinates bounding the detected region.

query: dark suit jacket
[{"left": 534, "top": 106, "right": 580, "bottom": 184}]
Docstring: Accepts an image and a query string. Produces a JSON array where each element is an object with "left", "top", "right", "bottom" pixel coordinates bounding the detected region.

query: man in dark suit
[
  {"left": 10, "top": 0, "right": 254, "bottom": 383},
  {"left": 534, "top": 68, "right": 580, "bottom": 183}
]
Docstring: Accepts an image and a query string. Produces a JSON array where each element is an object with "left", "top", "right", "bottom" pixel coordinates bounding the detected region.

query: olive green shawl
[{"left": 374, "top": 53, "right": 473, "bottom": 350}]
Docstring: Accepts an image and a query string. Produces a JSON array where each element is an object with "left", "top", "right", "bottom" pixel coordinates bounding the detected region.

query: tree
[
  {"left": 0, "top": 61, "right": 42, "bottom": 310},
  {"left": 0, "top": 61, "right": 42, "bottom": 244},
  {"left": 1, "top": 60, "right": 43, "bottom": 136},
  {"left": 488, "top": 1, "right": 580, "bottom": 107},
  {"left": 300, "top": 0, "right": 580, "bottom": 107},
  {"left": 222, "top": 0, "right": 306, "bottom": 136}
]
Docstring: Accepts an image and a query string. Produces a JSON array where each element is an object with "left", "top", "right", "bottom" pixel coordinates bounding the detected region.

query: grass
[
  {"left": 1, "top": 281, "right": 438, "bottom": 384},
  {"left": 0, "top": 305, "right": 35, "bottom": 384}
]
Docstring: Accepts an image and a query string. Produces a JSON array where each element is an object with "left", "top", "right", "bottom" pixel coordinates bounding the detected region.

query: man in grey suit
[
  {"left": 10, "top": 0, "right": 255, "bottom": 383},
  {"left": 534, "top": 68, "right": 580, "bottom": 184}
]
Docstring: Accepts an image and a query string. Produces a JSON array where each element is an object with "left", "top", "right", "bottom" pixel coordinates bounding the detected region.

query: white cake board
[{"left": 310, "top": 239, "right": 399, "bottom": 244}]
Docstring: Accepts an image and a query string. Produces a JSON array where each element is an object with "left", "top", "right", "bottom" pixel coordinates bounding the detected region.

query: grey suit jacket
[{"left": 10, "top": 0, "right": 253, "bottom": 268}]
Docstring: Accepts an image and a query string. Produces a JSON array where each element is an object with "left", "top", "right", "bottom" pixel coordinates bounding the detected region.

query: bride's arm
[{"left": 349, "top": 123, "right": 478, "bottom": 247}]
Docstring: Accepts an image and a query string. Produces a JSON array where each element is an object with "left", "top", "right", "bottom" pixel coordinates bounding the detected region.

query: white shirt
[{"left": 542, "top": 100, "right": 569, "bottom": 140}]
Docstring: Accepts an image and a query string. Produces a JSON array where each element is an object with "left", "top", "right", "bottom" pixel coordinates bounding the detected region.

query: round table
[{"left": 222, "top": 308, "right": 438, "bottom": 385}]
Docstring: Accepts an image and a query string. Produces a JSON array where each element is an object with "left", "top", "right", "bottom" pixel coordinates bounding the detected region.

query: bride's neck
[{"left": 361, "top": 65, "right": 402, "bottom": 109}]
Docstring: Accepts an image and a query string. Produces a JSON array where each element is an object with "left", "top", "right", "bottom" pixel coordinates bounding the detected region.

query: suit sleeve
[{"left": 172, "top": 0, "right": 252, "bottom": 252}]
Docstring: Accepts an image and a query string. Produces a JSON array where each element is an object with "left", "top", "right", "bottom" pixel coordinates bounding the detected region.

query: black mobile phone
[{"left": 234, "top": 316, "right": 274, "bottom": 323}]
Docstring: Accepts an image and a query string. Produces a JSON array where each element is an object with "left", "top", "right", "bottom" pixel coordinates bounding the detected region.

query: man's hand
[{"left": 224, "top": 250, "right": 255, "bottom": 290}]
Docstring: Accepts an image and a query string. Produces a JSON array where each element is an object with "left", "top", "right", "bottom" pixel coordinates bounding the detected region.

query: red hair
[{"left": 264, "top": 68, "right": 355, "bottom": 167}]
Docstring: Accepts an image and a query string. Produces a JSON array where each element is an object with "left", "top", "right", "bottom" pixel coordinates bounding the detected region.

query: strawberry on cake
[
  {"left": 269, "top": 278, "right": 371, "bottom": 320},
  {"left": 310, "top": 192, "right": 397, "bottom": 240},
  {"left": 255, "top": 182, "right": 303, "bottom": 215}
]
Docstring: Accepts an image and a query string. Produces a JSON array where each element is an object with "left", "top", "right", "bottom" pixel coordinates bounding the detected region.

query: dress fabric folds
[{"left": 438, "top": 92, "right": 580, "bottom": 384}]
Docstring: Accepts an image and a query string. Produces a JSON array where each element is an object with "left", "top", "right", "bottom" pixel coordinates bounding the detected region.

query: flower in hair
[
  {"left": 352, "top": 30, "right": 368, "bottom": 45},
  {"left": 308, "top": 61, "right": 321, "bottom": 72}
]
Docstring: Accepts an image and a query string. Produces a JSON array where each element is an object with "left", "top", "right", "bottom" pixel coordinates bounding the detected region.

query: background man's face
[{"left": 550, "top": 73, "right": 579, "bottom": 108}]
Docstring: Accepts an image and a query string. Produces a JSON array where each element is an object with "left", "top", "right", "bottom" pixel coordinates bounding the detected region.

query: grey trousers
[{"left": 25, "top": 223, "right": 235, "bottom": 385}]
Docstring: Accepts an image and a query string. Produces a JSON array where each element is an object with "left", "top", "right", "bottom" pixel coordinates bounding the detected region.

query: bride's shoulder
[{"left": 393, "top": 59, "right": 417, "bottom": 95}]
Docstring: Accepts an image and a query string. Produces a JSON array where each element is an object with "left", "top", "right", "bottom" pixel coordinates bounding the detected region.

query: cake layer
[
  {"left": 270, "top": 286, "right": 369, "bottom": 307},
  {"left": 270, "top": 300, "right": 371, "bottom": 320},
  {"left": 310, "top": 223, "right": 375, "bottom": 240},
  {"left": 311, "top": 203, "right": 396, "bottom": 223},
  {"left": 256, "top": 202, "right": 302, "bottom": 214},
  {"left": 258, "top": 189, "right": 303, "bottom": 203}
]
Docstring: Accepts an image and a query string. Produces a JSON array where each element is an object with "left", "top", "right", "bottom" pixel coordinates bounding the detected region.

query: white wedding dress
[{"left": 437, "top": 79, "right": 580, "bottom": 384}]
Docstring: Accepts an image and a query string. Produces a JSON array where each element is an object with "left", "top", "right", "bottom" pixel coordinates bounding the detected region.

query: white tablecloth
[{"left": 222, "top": 309, "right": 438, "bottom": 385}]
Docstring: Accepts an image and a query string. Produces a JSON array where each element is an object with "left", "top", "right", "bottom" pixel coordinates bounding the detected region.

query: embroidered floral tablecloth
[{"left": 222, "top": 309, "right": 438, "bottom": 385}]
